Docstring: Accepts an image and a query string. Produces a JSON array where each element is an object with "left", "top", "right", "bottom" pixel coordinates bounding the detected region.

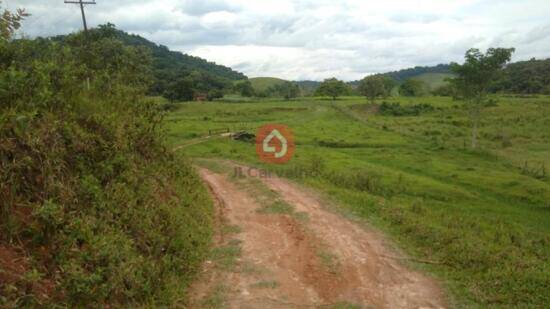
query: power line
[{"left": 64, "top": 0, "right": 96, "bottom": 33}]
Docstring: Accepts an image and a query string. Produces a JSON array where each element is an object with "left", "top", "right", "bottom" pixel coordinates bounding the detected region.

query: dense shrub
[
  {"left": 324, "top": 170, "right": 386, "bottom": 195},
  {"left": 399, "top": 79, "right": 426, "bottom": 96},
  {"left": 262, "top": 81, "right": 300, "bottom": 100},
  {"left": 379, "top": 102, "right": 436, "bottom": 116},
  {"left": 431, "top": 84, "right": 454, "bottom": 96},
  {"left": 0, "top": 20, "right": 211, "bottom": 307}
]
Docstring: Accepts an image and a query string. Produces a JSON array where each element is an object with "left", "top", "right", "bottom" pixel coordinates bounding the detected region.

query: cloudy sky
[{"left": 8, "top": 0, "right": 550, "bottom": 80}]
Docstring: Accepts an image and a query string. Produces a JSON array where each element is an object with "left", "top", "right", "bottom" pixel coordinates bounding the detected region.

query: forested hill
[
  {"left": 377, "top": 59, "right": 550, "bottom": 94},
  {"left": 382, "top": 64, "right": 452, "bottom": 82},
  {"left": 310, "top": 64, "right": 453, "bottom": 91},
  {"left": 492, "top": 58, "right": 550, "bottom": 94},
  {"left": 51, "top": 24, "right": 247, "bottom": 98},
  {"left": 115, "top": 29, "right": 246, "bottom": 81}
]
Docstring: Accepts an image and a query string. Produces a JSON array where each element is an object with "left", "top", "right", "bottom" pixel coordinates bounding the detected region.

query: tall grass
[{"left": 0, "top": 27, "right": 212, "bottom": 306}]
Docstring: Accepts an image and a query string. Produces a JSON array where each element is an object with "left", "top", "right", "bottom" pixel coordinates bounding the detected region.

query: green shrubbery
[
  {"left": 256, "top": 81, "right": 300, "bottom": 100},
  {"left": 399, "top": 79, "right": 427, "bottom": 96},
  {"left": 1, "top": 15, "right": 211, "bottom": 307},
  {"left": 379, "top": 101, "right": 436, "bottom": 116}
]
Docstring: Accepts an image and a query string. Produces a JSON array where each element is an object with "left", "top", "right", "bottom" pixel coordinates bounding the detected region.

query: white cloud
[
  {"left": 8, "top": 0, "right": 550, "bottom": 80},
  {"left": 200, "top": 11, "right": 239, "bottom": 28}
]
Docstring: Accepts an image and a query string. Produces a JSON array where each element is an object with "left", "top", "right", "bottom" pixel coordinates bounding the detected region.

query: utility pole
[
  {"left": 64, "top": 0, "right": 96, "bottom": 32},
  {"left": 64, "top": 0, "right": 96, "bottom": 91}
]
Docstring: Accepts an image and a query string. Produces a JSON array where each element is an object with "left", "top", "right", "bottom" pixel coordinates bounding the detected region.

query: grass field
[{"left": 166, "top": 95, "right": 550, "bottom": 307}]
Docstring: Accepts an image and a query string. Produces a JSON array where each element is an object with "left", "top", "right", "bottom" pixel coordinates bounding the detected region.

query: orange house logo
[{"left": 256, "top": 124, "right": 295, "bottom": 164}]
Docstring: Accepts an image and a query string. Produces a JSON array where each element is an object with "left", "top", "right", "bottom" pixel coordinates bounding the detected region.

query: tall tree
[
  {"left": 450, "top": 47, "right": 515, "bottom": 148},
  {"left": 316, "top": 77, "right": 348, "bottom": 101},
  {"left": 358, "top": 75, "right": 386, "bottom": 103}
]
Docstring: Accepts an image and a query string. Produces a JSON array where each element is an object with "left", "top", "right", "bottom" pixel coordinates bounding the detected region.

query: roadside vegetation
[{"left": 0, "top": 6, "right": 211, "bottom": 307}]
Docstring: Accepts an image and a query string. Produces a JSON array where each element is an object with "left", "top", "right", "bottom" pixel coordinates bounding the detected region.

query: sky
[{"left": 7, "top": 0, "right": 550, "bottom": 81}]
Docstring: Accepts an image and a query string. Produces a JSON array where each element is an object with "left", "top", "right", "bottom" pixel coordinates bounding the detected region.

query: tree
[
  {"left": 399, "top": 79, "right": 426, "bottom": 96},
  {"left": 207, "top": 89, "right": 224, "bottom": 101},
  {"left": 161, "top": 69, "right": 228, "bottom": 102},
  {"left": 0, "top": 1, "right": 28, "bottom": 41},
  {"left": 266, "top": 81, "right": 300, "bottom": 100},
  {"left": 358, "top": 75, "right": 386, "bottom": 103},
  {"left": 315, "top": 77, "right": 348, "bottom": 100},
  {"left": 233, "top": 79, "right": 254, "bottom": 97},
  {"left": 450, "top": 47, "right": 515, "bottom": 148},
  {"left": 164, "top": 76, "right": 194, "bottom": 102},
  {"left": 283, "top": 82, "right": 300, "bottom": 100},
  {"left": 431, "top": 83, "right": 455, "bottom": 97},
  {"left": 381, "top": 76, "right": 396, "bottom": 98}
]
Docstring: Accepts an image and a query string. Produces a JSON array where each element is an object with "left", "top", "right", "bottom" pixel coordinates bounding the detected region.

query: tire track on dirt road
[{"left": 189, "top": 163, "right": 447, "bottom": 308}]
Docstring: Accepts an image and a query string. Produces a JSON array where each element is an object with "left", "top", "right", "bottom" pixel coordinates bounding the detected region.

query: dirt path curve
[{"left": 190, "top": 166, "right": 447, "bottom": 308}]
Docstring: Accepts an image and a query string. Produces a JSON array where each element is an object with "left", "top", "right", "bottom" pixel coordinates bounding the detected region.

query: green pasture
[{"left": 166, "top": 95, "right": 550, "bottom": 307}]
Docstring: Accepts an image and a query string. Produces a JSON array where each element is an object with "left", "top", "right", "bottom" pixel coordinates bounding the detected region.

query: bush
[
  {"left": 379, "top": 102, "right": 436, "bottom": 116},
  {"left": 399, "top": 79, "right": 426, "bottom": 96},
  {"left": 320, "top": 169, "right": 394, "bottom": 197},
  {"left": 207, "top": 89, "right": 224, "bottom": 101},
  {"left": 0, "top": 24, "right": 212, "bottom": 307},
  {"left": 431, "top": 84, "right": 454, "bottom": 96},
  {"left": 158, "top": 101, "right": 180, "bottom": 111}
]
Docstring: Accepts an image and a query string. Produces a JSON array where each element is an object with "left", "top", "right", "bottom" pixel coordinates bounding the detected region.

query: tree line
[
  {"left": 232, "top": 79, "right": 301, "bottom": 100},
  {"left": 315, "top": 57, "right": 550, "bottom": 101}
]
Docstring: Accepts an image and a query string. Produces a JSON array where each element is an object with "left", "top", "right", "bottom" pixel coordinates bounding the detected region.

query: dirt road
[{"left": 189, "top": 163, "right": 446, "bottom": 308}]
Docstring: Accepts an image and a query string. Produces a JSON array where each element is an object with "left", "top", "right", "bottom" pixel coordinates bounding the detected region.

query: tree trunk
[
  {"left": 470, "top": 102, "right": 481, "bottom": 149},
  {"left": 471, "top": 115, "right": 478, "bottom": 149}
]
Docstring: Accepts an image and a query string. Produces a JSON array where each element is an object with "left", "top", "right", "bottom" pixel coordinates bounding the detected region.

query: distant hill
[
  {"left": 237, "top": 64, "right": 454, "bottom": 97},
  {"left": 249, "top": 77, "right": 289, "bottom": 92},
  {"left": 296, "top": 80, "right": 321, "bottom": 95},
  {"left": 383, "top": 64, "right": 452, "bottom": 82},
  {"left": 410, "top": 73, "right": 455, "bottom": 90},
  {"left": 347, "top": 64, "right": 452, "bottom": 91}
]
